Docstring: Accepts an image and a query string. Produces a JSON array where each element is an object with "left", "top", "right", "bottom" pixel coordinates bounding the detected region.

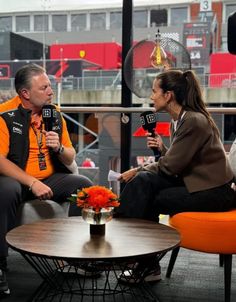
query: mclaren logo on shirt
[{"left": 12, "top": 121, "right": 23, "bottom": 134}]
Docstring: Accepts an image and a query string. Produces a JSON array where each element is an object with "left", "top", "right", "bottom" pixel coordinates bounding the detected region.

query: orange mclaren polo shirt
[{"left": 0, "top": 96, "right": 73, "bottom": 180}]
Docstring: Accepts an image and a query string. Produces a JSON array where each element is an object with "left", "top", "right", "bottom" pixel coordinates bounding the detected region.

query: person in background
[
  {"left": 117, "top": 69, "right": 235, "bottom": 283},
  {"left": 0, "top": 64, "right": 93, "bottom": 295}
]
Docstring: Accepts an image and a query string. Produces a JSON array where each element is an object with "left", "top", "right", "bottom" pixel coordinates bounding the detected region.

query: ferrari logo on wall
[{"left": 79, "top": 50, "right": 86, "bottom": 58}]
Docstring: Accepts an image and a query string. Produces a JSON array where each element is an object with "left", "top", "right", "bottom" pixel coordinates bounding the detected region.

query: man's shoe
[
  {"left": 0, "top": 269, "right": 10, "bottom": 295},
  {"left": 119, "top": 264, "right": 161, "bottom": 284}
]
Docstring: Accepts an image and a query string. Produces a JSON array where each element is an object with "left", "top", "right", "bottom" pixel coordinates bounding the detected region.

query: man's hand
[
  {"left": 43, "top": 130, "right": 61, "bottom": 153},
  {"left": 30, "top": 180, "right": 53, "bottom": 200}
]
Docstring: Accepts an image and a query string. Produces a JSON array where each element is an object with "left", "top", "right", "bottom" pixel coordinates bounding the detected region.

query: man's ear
[{"left": 20, "top": 89, "right": 30, "bottom": 100}]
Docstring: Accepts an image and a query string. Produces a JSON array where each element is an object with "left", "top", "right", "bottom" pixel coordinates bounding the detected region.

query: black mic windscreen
[
  {"left": 140, "top": 111, "right": 157, "bottom": 133},
  {"left": 140, "top": 110, "right": 161, "bottom": 161},
  {"left": 42, "top": 104, "right": 57, "bottom": 131}
]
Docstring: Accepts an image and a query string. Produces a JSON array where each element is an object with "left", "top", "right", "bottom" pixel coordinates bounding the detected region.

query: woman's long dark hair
[{"left": 156, "top": 69, "right": 219, "bottom": 136}]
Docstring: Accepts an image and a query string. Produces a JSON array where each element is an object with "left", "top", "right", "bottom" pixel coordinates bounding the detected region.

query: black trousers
[
  {"left": 117, "top": 171, "right": 236, "bottom": 221},
  {"left": 0, "top": 173, "right": 93, "bottom": 257}
]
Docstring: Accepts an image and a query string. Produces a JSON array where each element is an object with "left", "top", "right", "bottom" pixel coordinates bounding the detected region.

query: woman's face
[{"left": 150, "top": 79, "right": 171, "bottom": 112}]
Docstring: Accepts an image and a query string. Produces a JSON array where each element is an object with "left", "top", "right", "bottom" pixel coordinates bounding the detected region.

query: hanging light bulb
[{"left": 150, "top": 29, "right": 171, "bottom": 70}]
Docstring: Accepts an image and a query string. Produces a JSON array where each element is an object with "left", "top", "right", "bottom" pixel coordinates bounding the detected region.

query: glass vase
[{"left": 82, "top": 207, "right": 113, "bottom": 236}]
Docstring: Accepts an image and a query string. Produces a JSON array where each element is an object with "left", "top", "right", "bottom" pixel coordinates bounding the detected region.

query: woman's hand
[
  {"left": 118, "top": 168, "right": 138, "bottom": 183},
  {"left": 146, "top": 133, "right": 163, "bottom": 151}
]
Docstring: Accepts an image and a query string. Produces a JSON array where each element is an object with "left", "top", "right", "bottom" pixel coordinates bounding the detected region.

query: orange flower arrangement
[{"left": 70, "top": 185, "right": 120, "bottom": 213}]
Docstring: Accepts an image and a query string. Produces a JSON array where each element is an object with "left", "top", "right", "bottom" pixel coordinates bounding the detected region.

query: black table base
[{"left": 21, "top": 252, "right": 166, "bottom": 302}]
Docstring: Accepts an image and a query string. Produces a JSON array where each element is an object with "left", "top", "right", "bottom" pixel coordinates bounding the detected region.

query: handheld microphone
[
  {"left": 140, "top": 111, "right": 161, "bottom": 162},
  {"left": 42, "top": 104, "right": 57, "bottom": 131}
]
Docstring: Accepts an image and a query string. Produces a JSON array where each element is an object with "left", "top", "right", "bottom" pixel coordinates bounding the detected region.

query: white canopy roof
[{"left": 0, "top": 0, "right": 200, "bottom": 14}]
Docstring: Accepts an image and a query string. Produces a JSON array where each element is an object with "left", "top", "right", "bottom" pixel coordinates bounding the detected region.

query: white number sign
[{"left": 200, "top": 0, "right": 212, "bottom": 11}]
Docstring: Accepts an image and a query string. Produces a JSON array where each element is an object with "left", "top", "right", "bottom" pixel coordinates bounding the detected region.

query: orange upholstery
[{"left": 169, "top": 210, "right": 236, "bottom": 254}]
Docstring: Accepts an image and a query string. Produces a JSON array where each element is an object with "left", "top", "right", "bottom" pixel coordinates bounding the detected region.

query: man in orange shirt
[{"left": 0, "top": 64, "right": 93, "bottom": 294}]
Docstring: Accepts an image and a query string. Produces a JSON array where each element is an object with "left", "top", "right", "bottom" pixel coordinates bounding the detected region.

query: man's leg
[
  {"left": 0, "top": 176, "right": 22, "bottom": 294},
  {"left": 42, "top": 173, "right": 93, "bottom": 216}
]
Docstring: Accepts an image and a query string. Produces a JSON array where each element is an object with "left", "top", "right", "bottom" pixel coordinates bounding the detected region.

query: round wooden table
[{"left": 7, "top": 217, "right": 180, "bottom": 302}]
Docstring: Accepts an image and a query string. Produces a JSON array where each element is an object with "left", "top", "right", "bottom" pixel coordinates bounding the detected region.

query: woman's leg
[
  {"left": 117, "top": 171, "right": 183, "bottom": 220},
  {"left": 155, "top": 182, "right": 235, "bottom": 215}
]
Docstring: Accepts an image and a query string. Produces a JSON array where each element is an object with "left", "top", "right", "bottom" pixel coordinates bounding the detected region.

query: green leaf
[{"left": 67, "top": 194, "right": 77, "bottom": 203}]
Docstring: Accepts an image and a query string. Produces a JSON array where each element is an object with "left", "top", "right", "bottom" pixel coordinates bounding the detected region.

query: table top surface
[{"left": 6, "top": 217, "right": 180, "bottom": 260}]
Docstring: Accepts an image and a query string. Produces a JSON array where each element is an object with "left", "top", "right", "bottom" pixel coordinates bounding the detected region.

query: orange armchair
[{"left": 166, "top": 210, "right": 236, "bottom": 302}]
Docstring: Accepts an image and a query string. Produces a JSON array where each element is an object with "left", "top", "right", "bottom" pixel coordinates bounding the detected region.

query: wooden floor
[{"left": 4, "top": 248, "right": 236, "bottom": 302}]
